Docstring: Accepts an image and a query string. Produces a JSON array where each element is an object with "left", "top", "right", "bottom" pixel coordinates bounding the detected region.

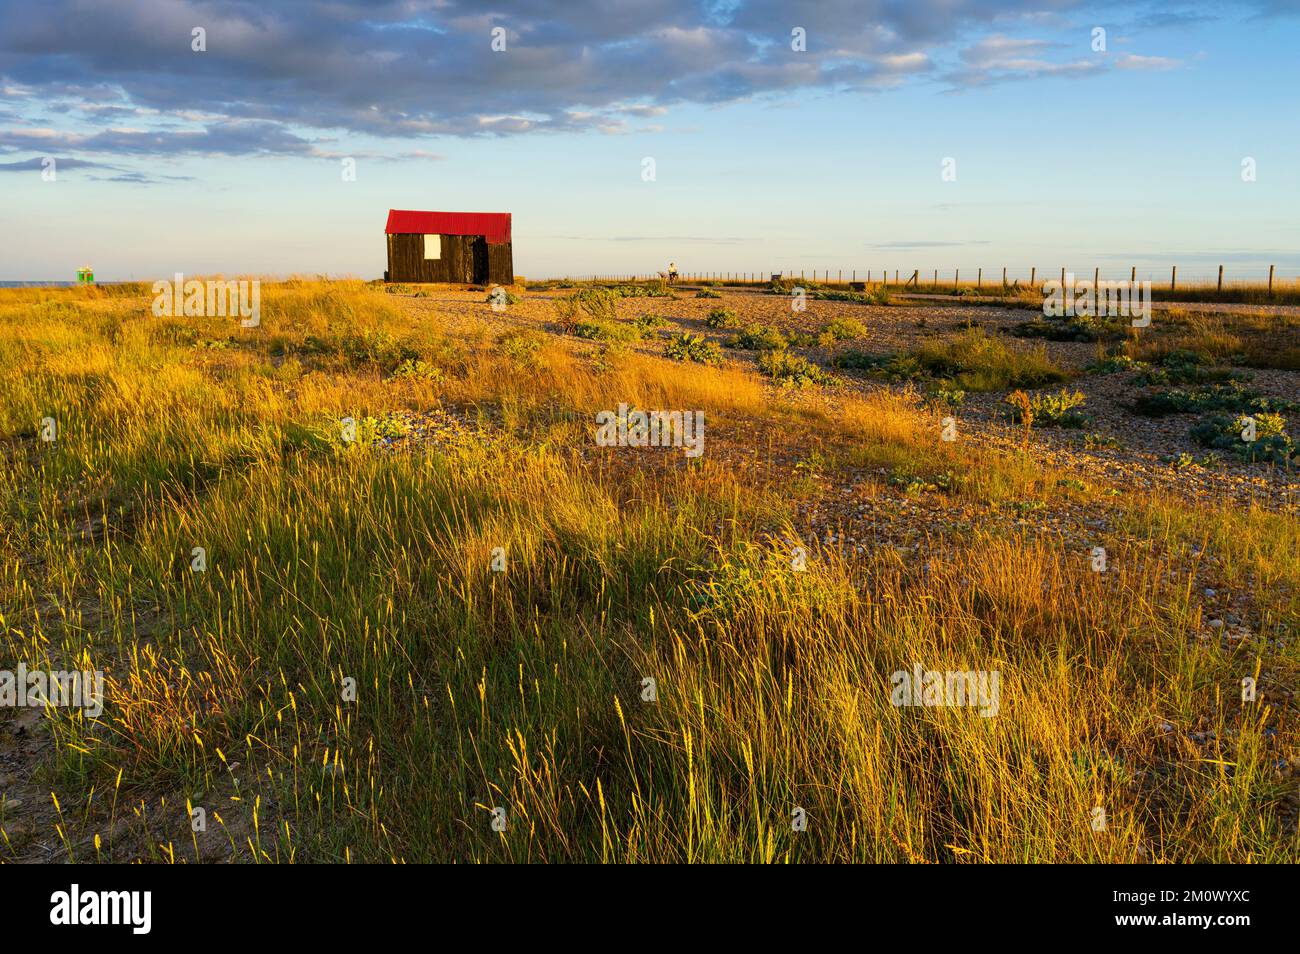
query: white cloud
[{"left": 1115, "top": 53, "right": 1183, "bottom": 70}]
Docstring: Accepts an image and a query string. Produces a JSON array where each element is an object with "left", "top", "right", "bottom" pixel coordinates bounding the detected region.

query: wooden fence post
[
  {"left": 1269, "top": 264, "right": 1275, "bottom": 294},
  {"left": 1002, "top": 266, "right": 1007, "bottom": 287},
  {"left": 1171, "top": 266, "right": 1176, "bottom": 292},
  {"left": 1030, "top": 266, "right": 1036, "bottom": 286},
  {"left": 1130, "top": 266, "right": 1136, "bottom": 284},
  {"left": 954, "top": 268, "right": 959, "bottom": 290},
  {"left": 1094, "top": 267, "right": 1100, "bottom": 293},
  {"left": 1217, "top": 265, "right": 1223, "bottom": 292},
  {"left": 977, "top": 268, "right": 982, "bottom": 289}
]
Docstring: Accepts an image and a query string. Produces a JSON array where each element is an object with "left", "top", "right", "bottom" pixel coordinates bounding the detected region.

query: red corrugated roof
[{"left": 385, "top": 209, "right": 511, "bottom": 244}]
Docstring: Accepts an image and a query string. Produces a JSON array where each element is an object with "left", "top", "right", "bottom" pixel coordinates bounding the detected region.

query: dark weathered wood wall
[
  {"left": 386, "top": 233, "right": 514, "bottom": 284},
  {"left": 487, "top": 243, "right": 513, "bottom": 285}
]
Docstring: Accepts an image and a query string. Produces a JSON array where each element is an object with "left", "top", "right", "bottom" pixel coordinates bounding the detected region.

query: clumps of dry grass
[
  {"left": 835, "top": 328, "right": 1066, "bottom": 393},
  {"left": 1, "top": 279, "right": 1295, "bottom": 865},
  {"left": 1129, "top": 312, "right": 1300, "bottom": 372},
  {"left": 496, "top": 328, "right": 548, "bottom": 365},
  {"left": 911, "top": 327, "right": 1068, "bottom": 391},
  {"left": 552, "top": 286, "right": 619, "bottom": 332},
  {"left": 1150, "top": 282, "right": 1300, "bottom": 307}
]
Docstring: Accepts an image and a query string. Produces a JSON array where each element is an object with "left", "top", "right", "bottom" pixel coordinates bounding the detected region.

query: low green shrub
[
  {"left": 726, "top": 324, "right": 788, "bottom": 350},
  {"left": 1190, "top": 413, "right": 1296, "bottom": 465},
  {"left": 664, "top": 332, "right": 723, "bottom": 365},
  {"left": 1006, "top": 388, "right": 1089, "bottom": 428},
  {"left": 757, "top": 350, "right": 834, "bottom": 388}
]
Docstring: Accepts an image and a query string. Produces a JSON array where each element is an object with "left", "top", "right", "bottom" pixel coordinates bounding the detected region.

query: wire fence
[{"left": 561, "top": 264, "right": 1295, "bottom": 294}]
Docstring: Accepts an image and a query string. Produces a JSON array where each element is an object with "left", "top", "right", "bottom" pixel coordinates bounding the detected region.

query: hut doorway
[{"left": 472, "top": 236, "right": 489, "bottom": 285}]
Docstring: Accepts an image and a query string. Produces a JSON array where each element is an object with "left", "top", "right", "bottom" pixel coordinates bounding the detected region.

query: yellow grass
[{"left": 0, "top": 280, "right": 1295, "bottom": 863}]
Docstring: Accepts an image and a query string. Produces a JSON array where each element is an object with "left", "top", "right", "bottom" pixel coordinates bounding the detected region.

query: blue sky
[{"left": 2, "top": 1, "right": 1298, "bottom": 282}]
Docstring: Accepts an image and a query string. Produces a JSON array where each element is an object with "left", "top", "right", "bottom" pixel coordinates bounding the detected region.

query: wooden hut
[{"left": 384, "top": 209, "right": 513, "bottom": 285}]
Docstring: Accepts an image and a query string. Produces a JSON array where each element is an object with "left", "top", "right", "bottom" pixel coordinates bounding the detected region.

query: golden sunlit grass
[
  {"left": 0, "top": 281, "right": 1295, "bottom": 863},
  {"left": 1127, "top": 311, "right": 1300, "bottom": 371},
  {"left": 898, "top": 278, "right": 1300, "bottom": 308}
]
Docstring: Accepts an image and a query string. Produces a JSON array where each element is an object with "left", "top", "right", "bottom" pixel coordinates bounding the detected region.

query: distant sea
[{"left": 0, "top": 281, "right": 149, "bottom": 287}]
